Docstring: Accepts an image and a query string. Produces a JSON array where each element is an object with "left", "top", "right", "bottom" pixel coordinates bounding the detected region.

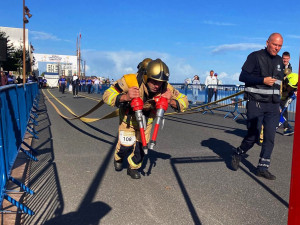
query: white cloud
[
  {"left": 287, "top": 34, "right": 300, "bottom": 39},
  {"left": 232, "top": 72, "right": 240, "bottom": 81},
  {"left": 221, "top": 72, "right": 241, "bottom": 85},
  {"left": 81, "top": 50, "right": 243, "bottom": 84},
  {"left": 203, "top": 20, "right": 236, "bottom": 26},
  {"left": 218, "top": 72, "right": 228, "bottom": 79},
  {"left": 82, "top": 50, "right": 196, "bottom": 82},
  {"left": 30, "top": 31, "right": 60, "bottom": 40},
  {"left": 30, "top": 31, "right": 72, "bottom": 43},
  {"left": 211, "top": 43, "right": 264, "bottom": 54}
]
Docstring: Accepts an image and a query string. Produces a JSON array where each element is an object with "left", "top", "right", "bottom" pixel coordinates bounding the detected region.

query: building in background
[
  {"left": 0, "top": 26, "right": 29, "bottom": 50},
  {"left": 33, "top": 53, "right": 77, "bottom": 77},
  {"left": 0, "top": 26, "right": 32, "bottom": 75}
]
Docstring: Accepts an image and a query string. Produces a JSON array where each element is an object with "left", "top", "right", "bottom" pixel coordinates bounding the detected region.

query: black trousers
[
  {"left": 87, "top": 84, "right": 92, "bottom": 94},
  {"left": 207, "top": 88, "right": 214, "bottom": 103},
  {"left": 73, "top": 84, "right": 79, "bottom": 95},
  {"left": 214, "top": 90, "right": 218, "bottom": 102},
  {"left": 239, "top": 100, "right": 280, "bottom": 170},
  {"left": 61, "top": 84, "right": 66, "bottom": 94}
]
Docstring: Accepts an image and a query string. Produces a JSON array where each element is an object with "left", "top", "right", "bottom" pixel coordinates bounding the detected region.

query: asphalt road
[{"left": 20, "top": 88, "right": 293, "bottom": 225}]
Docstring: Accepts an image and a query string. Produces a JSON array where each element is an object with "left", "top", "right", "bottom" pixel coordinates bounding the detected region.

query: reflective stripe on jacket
[
  {"left": 103, "top": 74, "right": 188, "bottom": 128},
  {"left": 244, "top": 49, "right": 284, "bottom": 103}
]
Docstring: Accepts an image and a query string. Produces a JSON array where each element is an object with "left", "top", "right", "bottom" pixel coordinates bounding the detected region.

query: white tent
[{"left": 44, "top": 73, "right": 59, "bottom": 88}]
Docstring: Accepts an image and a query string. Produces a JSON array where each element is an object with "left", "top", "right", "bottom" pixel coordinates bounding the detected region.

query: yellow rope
[
  {"left": 42, "top": 89, "right": 119, "bottom": 122},
  {"left": 43, "top": 89, "right": 245, "bottom": 122},
  {"left": 165, "top": 90, "right": 245, "bottom": 115}
]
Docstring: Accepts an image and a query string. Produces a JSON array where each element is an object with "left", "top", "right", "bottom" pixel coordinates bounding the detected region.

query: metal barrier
[
  {"left": 0, "top": 83, "right": 39, "bottom": 216},
  {"left": 172, "top": 83, "right": 296, "bottom": 122},
  {"left": 88, "top": 82, "right": 295, "bottom": 122},
  {"left": 205, "top": 84, "right": 242, "bottom": 118}
]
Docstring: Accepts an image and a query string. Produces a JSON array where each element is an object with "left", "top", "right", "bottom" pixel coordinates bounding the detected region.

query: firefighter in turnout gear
[
  {"left": 231, "top": 33, "right": 285, "bottom": 180},
  {"left": 103, "top": 58, "right": 188, "bottom": 179},
  {"left": 280, "top": 69, "right": 298, "bottom": 135}
]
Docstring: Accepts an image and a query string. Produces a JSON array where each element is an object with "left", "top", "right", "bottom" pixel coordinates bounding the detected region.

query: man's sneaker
[
  {"left": 231, "top": 153, "right": 242, "bottom": 171},
  {"left": 127, "top": 167, "right": 141, "bottom": 179},
  {"left": 283, "top": 128, "right": 294, "bottom": 136},
  {"left": 114, "top": 159, "right": 123, "bottom": 171},
  {"left": 256, "top": 169, "right": 276, "bottom": 180}
]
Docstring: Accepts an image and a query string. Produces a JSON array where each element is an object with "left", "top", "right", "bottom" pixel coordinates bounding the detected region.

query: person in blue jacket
[{"left": 59, "top": 75, "right": 67, "bottom": 94}]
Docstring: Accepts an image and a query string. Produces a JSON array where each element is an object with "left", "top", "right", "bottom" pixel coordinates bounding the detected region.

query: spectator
[
  {"left": 27, "top": 74, "right": 34, "bottom": 83},
  {"left": 93, "top": 77, "right": 100, "bottom": 94},
  {"left": 7, "top": 72, "right": 15, "bottom": 84},
  {"left": 43, "top": 78, "right": 47, "bottom": 88},
  {"left": 38, "top": 77, "right": 43, "bottom": 88},
  {"left": 184, "top": 78, "right": 191, "bottom": 95},
  {"left": 213, "top": 73, "right": 222, "bottom": 101},
  {"left": 17, "top": 76, "right": 22, "bottom": 84},
  {"left": 192, "top": 75, "right": 200, "bottom": 104},
  {"left": 205, "top": 70, "right": 218, "bottom": 103},
  {"left": 0, "top": 71, "right": 8, "bottom": 86},
  {"left": 282, "top": 51, "right": 292, "bottom": 70},
  {"left": 72, "top": 74, "right": 80, "bottom": 97},
  {"left": 81, "top": 78, "right": 86, "bottom": 92},
  {"left": 59, "top": 75, "right": 67, "bottom": 94},
  {"left": 86, "top": 77, "right": 92, "bottom": 94}
]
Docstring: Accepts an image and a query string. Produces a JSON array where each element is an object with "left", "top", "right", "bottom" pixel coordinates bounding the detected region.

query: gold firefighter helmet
[
  {"left": 137, "top": 58, "right": 152, "bottom": 71},
  {"left": 146, "top": 58, "right": 169, "bottom": 82},
  {"left": 284, "top": 68, "right": 292, "bottom": 75}
]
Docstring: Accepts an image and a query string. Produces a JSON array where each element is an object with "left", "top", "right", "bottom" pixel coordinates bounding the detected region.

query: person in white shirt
[
  {"left": 93, "top": 78, "right": 100, "bottom": 94},
  {"left": 192, "top": 75, "right": 200, "bottom": 104},
  {"left": 205, "top": 70, "right": 218, "bottom": 103},
  {"left": 72, "top": 74, "right": 79, "bottom": 97}
]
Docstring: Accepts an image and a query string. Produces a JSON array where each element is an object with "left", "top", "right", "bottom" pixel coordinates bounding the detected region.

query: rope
[
  {"left": 42, "top": 89, "right": 119, "bottom": 123},
  {"left": 165, "top": 90, "right": 245, "bottom": 115},
  {"left": 43, "top": 88, "right": 245, "bottom": 122}
]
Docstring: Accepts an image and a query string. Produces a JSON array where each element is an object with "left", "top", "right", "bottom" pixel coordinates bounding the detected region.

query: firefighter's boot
[
  {"left": 114, "top": 159, "right": 123, "bottom": 172},
  {"left": 127, "top": 167, "right": 141, "bottom": 179}
]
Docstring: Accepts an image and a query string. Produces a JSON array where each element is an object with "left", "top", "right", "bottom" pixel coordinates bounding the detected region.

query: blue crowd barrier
[
  {"left": 79, "top": 82, "right": 296, "bottom": 122},
  {"left": 0, "top": 82, "right": 39, "bottom": 216},
  {"left": 173, "top": 83, "right": 296, "bottom": 122}
]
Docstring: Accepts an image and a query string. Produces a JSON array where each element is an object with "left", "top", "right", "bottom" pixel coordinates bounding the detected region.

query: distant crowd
[
  {"left": 184, "top": 70, "right": 223, "bottom": 104},
  {"left": 57, "top": 74, "right": 114, "bottom": 95},
  {"left": 0, "top": 71, "right": 37, "bottom": 86}
]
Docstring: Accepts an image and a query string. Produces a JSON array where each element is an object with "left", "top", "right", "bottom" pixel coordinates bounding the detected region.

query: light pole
[{"left": 23, "top": 0, "right": 32, "bottom": 84}]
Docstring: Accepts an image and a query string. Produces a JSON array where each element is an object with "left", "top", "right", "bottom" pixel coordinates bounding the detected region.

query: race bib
[{"left": 119, "top": 131, "right": 136, "bottom": 146}]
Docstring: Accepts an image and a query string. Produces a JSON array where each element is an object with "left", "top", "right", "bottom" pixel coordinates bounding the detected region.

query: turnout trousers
[
  {"left": 239, "top": 100, "right": 280, "bottom": 170},
  {"left": 114, "top": 121, "right": 152, "bottom": 169}
]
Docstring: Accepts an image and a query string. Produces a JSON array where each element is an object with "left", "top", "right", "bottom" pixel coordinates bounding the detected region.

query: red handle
[
  {"left": 154, "top": 96, "right": 168, "bottom": 111},
  {"left": 131, "top": 97, "right": 144, "bottom": 111}
]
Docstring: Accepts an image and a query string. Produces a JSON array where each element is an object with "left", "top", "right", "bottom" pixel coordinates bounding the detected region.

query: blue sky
[{"left": 1, "top": 0, "right": 300, "bottom": 84}]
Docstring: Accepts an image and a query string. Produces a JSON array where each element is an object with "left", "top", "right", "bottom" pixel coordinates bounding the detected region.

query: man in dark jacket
[
  {"left": 231, "top": 33, "right": 284, "bottom": 180},
  {"left": 72, "top": 74, "right": 80, "bottom": 97}
]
